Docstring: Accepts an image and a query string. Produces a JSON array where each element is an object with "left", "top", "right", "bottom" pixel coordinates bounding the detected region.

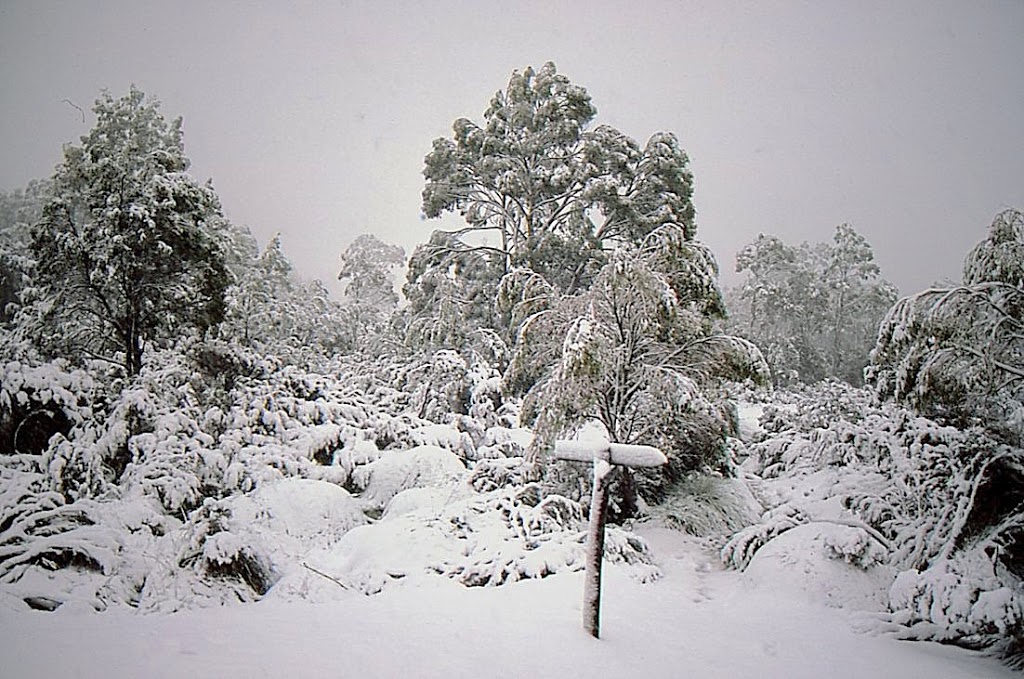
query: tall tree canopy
[
  {"left": 337, "top": 233, "right": 406, "bottom": 352},
  {"left": 25, "top": 87, "right": 230, "bottom": 375},
  {"left": 414, "top": 63, "right": 766, "bottom": 491},
  {"left": 410, "top": 62, "right": 698, "bottom": 346}
]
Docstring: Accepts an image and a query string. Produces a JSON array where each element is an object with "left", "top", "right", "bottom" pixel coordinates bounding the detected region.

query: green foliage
[{"left": 24, "top": 87, "right": 231, "bottom": 375}]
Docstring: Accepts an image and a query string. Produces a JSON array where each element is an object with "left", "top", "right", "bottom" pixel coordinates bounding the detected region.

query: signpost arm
[{"left": 552, "top": 438, "right": 666, "bottom": 640}]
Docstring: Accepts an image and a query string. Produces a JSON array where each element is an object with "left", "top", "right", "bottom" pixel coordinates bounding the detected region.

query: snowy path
[{"left": 0, "top": 525, "right": 1013, "bottom": 679}]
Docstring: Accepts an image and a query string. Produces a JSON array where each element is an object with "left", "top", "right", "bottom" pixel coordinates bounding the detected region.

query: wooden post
[
  {"left": 554, "top": 439, "right": 667, "bottom": 639},
  {"left": 582, "top": 455, "right": 611, "bottom": 638}
]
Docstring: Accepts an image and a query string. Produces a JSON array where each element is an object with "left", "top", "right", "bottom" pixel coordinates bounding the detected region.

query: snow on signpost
[{"left": 553, "top": 439, "right": 667, "bottom": 639}]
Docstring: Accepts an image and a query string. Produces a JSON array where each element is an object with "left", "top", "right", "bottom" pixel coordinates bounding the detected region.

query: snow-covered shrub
[
  {"left": 756, "top": 380, "right": 874, "bottom": 436},
  {"left": 0, "top": 464, "right": 121, "bottom": 601},
  {"left": 333, "top": 438, "right": 382, "bottom": 479},
  {"left": 178, "top": 498, "right": 277, "bottom": 599},
  {"left": 0, "top": 359, "right": 96, "bottom": 457},
  {"left": 631, "top": 409, "right": 734, "bottom": 504},
  {"left": 737, "top": 382, "right": 1024, "bottom": 656},
  {"left": 467, "top": 368, "right": 513, "bottom": 428},
  {"left": 350, "top": 445, "right": 468, "bottom": 510},
  {"left": 886, "top": 549, "right": 1023, "bottom": 654},
  {"left": 228, "top": 478, "right": 368, "bottom": 553},
  {"left": 382, "top": 485, "right": 468, "bottom": 519},
  {"left": 305, "top": 483, "right": 658, "bottom": 595},
  {"left": 722, "top": 504, "right": 810, "bottom": 570},
  {"left": 741, "top": 523, "right": 895, "bottom": 611},
  {"left": 469, "top": 456, "right": 531, "bottom": 492},
  {"left": 823, "top": 524, "right": 887, "bottom": 569},
  {"left": 397, "top": 350, "right": 473, "bottom": 422},
  {"left": 478, "top": 425, "right": 533, "bottom": 459},
  {"left": 404, "top": 423, "right": 476, "bottom": 460},
  {"left": 656, "top": 475, "right": 763, "bottom": 538}
]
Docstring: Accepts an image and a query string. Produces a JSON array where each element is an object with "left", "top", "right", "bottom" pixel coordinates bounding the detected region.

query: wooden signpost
[{"left": 553, "top": 439, "right": 668, "bottom": 639}]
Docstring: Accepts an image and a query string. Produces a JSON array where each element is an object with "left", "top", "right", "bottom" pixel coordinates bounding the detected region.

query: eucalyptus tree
[
  {"left": 732, "top": 225, "right": 896, "bottom": 385},
  {"left": 338, "top": 233, "right": 406, "bottom": 352},
  {"left": 411, "top": 62, "right": 697, "bottom": 346},
  {"left": 507, "top": 222, "right": 769, "bottom": 499}
]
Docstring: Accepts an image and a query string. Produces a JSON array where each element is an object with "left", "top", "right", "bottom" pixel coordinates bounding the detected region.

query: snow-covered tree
[
  {"left": 731, "top": 225, "right": 896, "bottom": 385},
  {"left": 731, "top": 234, "right": 824, "bottom": 382},
  {"left": 23, "top": 87, "right": 230, "bottom": 375},
  {"left": 222, "top": 233, "right": 351, "bottom": 359},
  {"left": 412, "top": 62, "right": 697, "bottom": 345},
  {"left": 870, "top": 208, "right": 1024, "bottom": 433},
  {"left": 337, "top": 233, "right": 405, "bottom": 352},
  {"left": 823, "top": 225, "right": 899, "bottom": 382},
  {"left": 224, "top": 233, "right": 294, "bottom": 346},
  {"left": 864, "top": 210, "right": 1024, "bottom": 655},
  {"left": 0, "top": 179, "right": 51, "bottom": 323},
  {"left": 400, "top": 230, "right": 505, "bottom": 352},
  {"left": 509, "top": 224, "right": 769, "bottom": 503}
]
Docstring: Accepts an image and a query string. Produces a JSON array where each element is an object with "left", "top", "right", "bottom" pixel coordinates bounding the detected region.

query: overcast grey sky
[{"left": 1, "top": 1, "right": 1021, "bottom": 295}]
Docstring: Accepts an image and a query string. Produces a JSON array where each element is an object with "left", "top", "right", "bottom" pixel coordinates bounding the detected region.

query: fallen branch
[{"left": 301, "top": 562, "right": 354, "bottom": 592}]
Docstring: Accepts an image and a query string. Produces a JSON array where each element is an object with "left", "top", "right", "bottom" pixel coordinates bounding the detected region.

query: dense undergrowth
[
  {"left": 1, "top": 351, "right": 1021, "bottom": 665},
  {"left": 0, "top": 343, "right": 661, "bottom": 612},
  {"left": 727, "top": 381, "right": 1024, "bottom": 665}
]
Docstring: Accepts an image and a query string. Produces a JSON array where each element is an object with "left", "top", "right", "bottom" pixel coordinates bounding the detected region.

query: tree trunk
[{"left": 125, "top": 321, "right": 143, "bottom": 376}]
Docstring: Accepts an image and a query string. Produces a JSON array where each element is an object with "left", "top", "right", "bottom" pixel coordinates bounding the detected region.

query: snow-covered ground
[{"left": 0, "top": 525, "right": 1011, "bottom": 679}]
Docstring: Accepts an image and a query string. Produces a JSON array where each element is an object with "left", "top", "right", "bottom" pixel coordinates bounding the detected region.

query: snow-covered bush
[
  {"left": 0, "top": 465, "right": 118, "bottom": 590},
  {"left": 404, "top": 423, "right": 476, "bottom": 460},
  {"left": 722, "top": 504, "right": 810, "bottom": 570},
  {"left": 350, "top": 445, "right": 467, "bottom": 511},
  {"left": 397, "top": 350, "right": 473, "bottom": 422},
  {"left": 470, "top": 456, "right": 532, "bottom": 493},
  {"left": 741, "top": 523, "right": 894, "bottom": 612},
  {"left": 735, "top": 382, "right": 1024, "bottom": 656},
  {"left": 0, "top": 342, "right": 661, "bottom": 614},
  {"left": 630, "top": 408, "right": 735, "bottom": 504},
  {"left": 0, "top": 360, "right": 95, "bottom": 457},
  {"left": 300, "top": 483, "right": 658, "bottom": 595},
  {"left": 178, "top": 497, "right": 277, "bottom": 600},
  {"left": 823, "top": 524, "right": 887, "bottom": 569},
  {"left": 886, "top": 549, "right": 1023, "bottom": 660}
]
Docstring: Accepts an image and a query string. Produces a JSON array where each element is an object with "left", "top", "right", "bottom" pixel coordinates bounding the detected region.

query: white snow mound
[
  {"left": 228, "top": 478, "right": 367, "bottom": 554},
  {"left": 382, "top": 485, "right": 467, "bottom": 519},
  {"left": 742, "top": 522, "right": 894, "bottom": 611},
  {"left": 352, "top": 445, "right": 467, "bottom": 509}
]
